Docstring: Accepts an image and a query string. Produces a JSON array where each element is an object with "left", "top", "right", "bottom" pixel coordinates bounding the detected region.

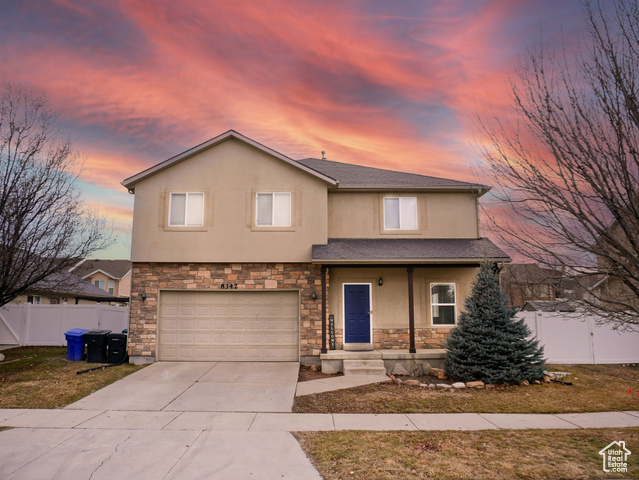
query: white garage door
[{"left": 158, "top": 290, "right": 299, "bottom": 361}]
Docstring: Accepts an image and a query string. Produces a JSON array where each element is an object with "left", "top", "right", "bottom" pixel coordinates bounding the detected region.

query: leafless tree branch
[
  {"left": 0, "top": 84, "right": 113, "bottom": 306},
  {"left": 477, "top": 0, "right": 639, "bottom": 330}
]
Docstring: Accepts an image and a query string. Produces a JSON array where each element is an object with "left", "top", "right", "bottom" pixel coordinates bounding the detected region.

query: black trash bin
[
  {"left": 84, "top": 330, "right": 111, "bottom": 363},
  {"left": 107, "top": 333, "right": 127, "bottom": 364}
]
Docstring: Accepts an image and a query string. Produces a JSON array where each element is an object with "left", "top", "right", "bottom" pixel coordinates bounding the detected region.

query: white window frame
[
  {"left": 255, "top": 192, "right": 291, "bottom": 227},
  {"left": 94, "top": 280, "right": 106, "bottom": 291},
  {"left": 168, "top": 192, "right": 205, "bottom": 227},
  {"left": 383, "top": 196, "right": 418, "bottom": 230},
  {"left": 430, "top": 282, "right": 456, "bottom": 325},
  {"left": 108, "top": 280, "right": 115, "bottom": 295}
]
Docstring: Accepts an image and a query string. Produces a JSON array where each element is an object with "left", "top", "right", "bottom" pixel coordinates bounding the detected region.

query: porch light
[
  {"left": 141, "top": 292, "right": 146, "bottom": 302},
  {"left": 378, "top": 277, "right": 383, "bottom": 287},
  {"left": 311, "top": 291, "right": 317, "bottom": 301}
]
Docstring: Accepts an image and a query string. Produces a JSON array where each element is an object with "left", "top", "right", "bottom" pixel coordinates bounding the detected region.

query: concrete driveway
[
  {"left": 66, "top": 361, "right": 300, "bottom": 412},
  {"left": 0, "top": 361, "right": 323, "bottom": 479}
]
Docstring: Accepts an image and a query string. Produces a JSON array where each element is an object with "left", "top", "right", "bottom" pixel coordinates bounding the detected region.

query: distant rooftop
[{"left": 71, "top": 259, "right": 132, "bottom": 279}]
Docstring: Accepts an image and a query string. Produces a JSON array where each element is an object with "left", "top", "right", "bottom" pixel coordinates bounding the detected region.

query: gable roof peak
[{"left": 121, "top": 130, "right": 337, "bottom": 192}]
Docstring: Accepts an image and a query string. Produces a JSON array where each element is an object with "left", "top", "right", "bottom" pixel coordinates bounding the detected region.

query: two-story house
[{"left": 122, "top": 130, "right": 509, "bottom": 371}]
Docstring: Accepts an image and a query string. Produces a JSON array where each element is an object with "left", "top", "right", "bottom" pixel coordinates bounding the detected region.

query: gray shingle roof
[
  {"left": 312, "top": 238, "right": 510, "bottom": 263},
  {"left": 297, "top": 158, "right": 488, "bottom": 191},
  {"left": 71, "top": 259, "right": 132, "bottom": 279},
  {"left": 31, "top": 271, "right": 128, "bottom": 301},
  {"left": 521, "top": 300, "right": 576, "bottom": 312}
]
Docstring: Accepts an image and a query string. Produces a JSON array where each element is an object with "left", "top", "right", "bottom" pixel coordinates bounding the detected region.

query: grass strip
[
  {"left": 294, "top": 364, "right": 639, "bottom": 414},
  {"left": 0, "top": 346, "right": 144, "bottom": 409},
  {"left": 295, "top": 428, "right": 639, "bottom": 480}
]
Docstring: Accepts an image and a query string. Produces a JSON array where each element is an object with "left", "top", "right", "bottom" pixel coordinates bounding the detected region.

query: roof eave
[
  {"left": 331, "top": 185, "right": 491, "bottom": 195},
  {"left": 311, "top": 256, "right": 511, "bottom": 265},
  {"left": 122, "top": 130, "right": 338, "bottom": 192}
]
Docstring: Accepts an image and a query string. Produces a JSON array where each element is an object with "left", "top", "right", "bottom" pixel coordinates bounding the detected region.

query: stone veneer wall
[
  {"left": 373, "top": 328, "right": 451, "bottom": 350},
  {"left": 329, "top": 328, "right": 450, "bottom": 350},
  {"left": 128, "top": 263, "right": 325, "bottom": 360}
]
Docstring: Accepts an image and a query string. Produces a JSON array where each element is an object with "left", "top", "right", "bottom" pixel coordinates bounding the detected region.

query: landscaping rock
[
  {"left": 410, "top": 363, "right": 424, "bottom": 377},
  {"left": 533, "top": 380, "right": 541, "bottom": 385},
  {"left": 391, "top": 363, "right": 409, "bottom": 376},
  {"left": 485, "top": 384, "right": 496, "bottom": 389},
  {"left": 465, "top": 381, "right": 485, "bottom": 389},
  {"left": 393, "top": 377, "right": 402, "bottom": 385},
  {"left": 520, "top": 379, "right": 530, "bottom": 386},
  {"left": 437, "top": 383, "right": 452, "bottom": 390},
  {"left": 428, "top": 384, "right": 436, "bottom": 389},
  {"left": 452, "top": 382, "right": 466, "bottom": 389},
  {"left": 430, "top": 368, "right": 448, "bottom": 380},
  {"left": 543, "top": 376, "right": 551, "bottom": 383},
  {"left": 403, "top": 379, "right": 421, "bottom": 386},
  {"left": 0, "top": 353, "right": 4, "bottom": 362},
  {"left": 420, "top": 383, "right": 428, "bottom": 388}
]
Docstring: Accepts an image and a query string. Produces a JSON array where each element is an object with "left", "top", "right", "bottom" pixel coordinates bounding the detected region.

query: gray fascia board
[
  {"left": 122, "top": 130, "right": 338, "bottom": 191},
  {"left": 311, "top": 256, "right": 511, "bottom": 264},
  {"left": 332, "top": 185, "right": 491, "bottom": 195}
]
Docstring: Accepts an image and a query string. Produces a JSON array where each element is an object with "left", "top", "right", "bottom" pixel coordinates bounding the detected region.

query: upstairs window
[
  {"left": 108, "top": 280, "right": 115, "bottom": 295},
  {"left": 384, "top": 197, "right": 418, "bottom": 230},
  {"left": 169, "top": 192, "right": 204, "bottom": 226},
  {"left": 431, "top": 283, "right": 456, "bottom": 325},
  {"left": 94, "top": 280, "right": 106, "bottom": 290},
  {"left": 256, "top": 192, "right": 291, "bottom": 226}
]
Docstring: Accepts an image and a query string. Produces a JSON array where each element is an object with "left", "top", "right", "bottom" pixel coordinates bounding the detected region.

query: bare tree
[
  {"left": 477, "top": 0, "right": 639, "bottom": 329},
  {"left": 0, "top": 84, "right": 113, "bottom": 306}
]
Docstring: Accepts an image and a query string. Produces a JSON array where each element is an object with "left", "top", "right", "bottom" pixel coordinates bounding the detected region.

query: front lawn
[
  {"left": 295, "top": 428, "right": 639, "bottom": 480},
  {"left": 0, "top": 346, "right": 144, "bottom": 409},
  {"left": 294, "top": 364, "right": 639, "bottom": 414}
]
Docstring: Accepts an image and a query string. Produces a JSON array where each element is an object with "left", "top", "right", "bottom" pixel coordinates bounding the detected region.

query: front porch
[{"left": 320, "top": 348, "right": 446, "bottom": 375}]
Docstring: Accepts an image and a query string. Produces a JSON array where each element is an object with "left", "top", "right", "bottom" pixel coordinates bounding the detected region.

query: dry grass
[
  {"left": 295, "top": 428, "right": 639, "bottom": 480},
  {"left": 294, "top": 364, "right": 639, "bottom": 414},
  {"left": 0, "top": 346, "right": 144, "bottom": 409}
]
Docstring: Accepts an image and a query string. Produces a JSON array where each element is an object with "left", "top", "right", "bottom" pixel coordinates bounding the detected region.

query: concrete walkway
[{"left": 295, "top": 374, "right": 391, "bottom": 396}]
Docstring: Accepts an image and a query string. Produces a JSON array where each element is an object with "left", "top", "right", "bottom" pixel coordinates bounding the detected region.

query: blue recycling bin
[{"left": 64, "top": 328, "right": 88, "bottom": 361}]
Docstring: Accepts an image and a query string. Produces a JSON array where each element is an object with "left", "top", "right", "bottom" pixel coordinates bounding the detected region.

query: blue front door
[{"left": 344, "top": 284, "right": 371, "bottom": 343}]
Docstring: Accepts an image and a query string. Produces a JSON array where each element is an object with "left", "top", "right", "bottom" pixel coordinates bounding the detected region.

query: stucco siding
[
  {"left": 130, "top": 139, "right": 328, "bottom": 263},
  {"left": 327, "top": 191, "right": 479, "bottom": 238}
]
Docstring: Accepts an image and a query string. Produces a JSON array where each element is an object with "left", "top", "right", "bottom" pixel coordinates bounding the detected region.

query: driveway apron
[
  {"left": 65, "top": 361, "right": 300, "bottom": 412},
  {"left": 0, "top": 361, "right": 322, "bottom": 479}
]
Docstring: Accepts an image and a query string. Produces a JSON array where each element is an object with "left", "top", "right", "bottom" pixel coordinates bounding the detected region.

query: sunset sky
[{"left": 0, "top": 0, "right": 587, "bottom": 259}]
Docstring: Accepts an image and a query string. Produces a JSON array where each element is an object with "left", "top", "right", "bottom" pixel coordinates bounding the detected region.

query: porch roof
[{"left": 311, "top": 238, "right": 510, "bottom": 264}]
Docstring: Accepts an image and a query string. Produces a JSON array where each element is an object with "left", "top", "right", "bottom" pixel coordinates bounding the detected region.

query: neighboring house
[
  {"left": 500, "top": 263, "right": 563, "bottom": 308},
  {"left": 12, "top": 271, "right": 127, "bottom": 305},
  {"left": 590, "top": 218, "right": 639, "bottom": 312},
  {"left": 520, "top": 300, "right": 576, "bottom": 312},
  {"left": 122, "top": 130, "right": 509, "bottom": 366},
  {"left": 70, "top": 259, "right": 132, "bottom": 301}
]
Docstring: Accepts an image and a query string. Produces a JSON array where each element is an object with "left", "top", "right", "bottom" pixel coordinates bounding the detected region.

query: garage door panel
[{"left": 159, "top": 291, "right": 299, "bottom": 361}]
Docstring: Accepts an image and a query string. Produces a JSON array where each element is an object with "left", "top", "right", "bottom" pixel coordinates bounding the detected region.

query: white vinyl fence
[
  {"left": 518, "top": 311, "right": 639, "bottom": 364},
  {"left": 0, "top": 304, "right": 129, "bottom": 346}
]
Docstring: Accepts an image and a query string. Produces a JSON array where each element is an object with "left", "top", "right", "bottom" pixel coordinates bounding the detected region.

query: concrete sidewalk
[
  {"left": 2, "top": 409, "right": 639, "bottom": 479},
  {"left": 3, "top": 408, "right": 639, "bottom": 431}
]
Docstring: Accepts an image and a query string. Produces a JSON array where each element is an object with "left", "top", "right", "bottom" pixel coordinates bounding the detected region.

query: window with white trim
[
  {"left": 108, "top": 280, "right": 115, "bottom": 295},
  {"left": 94, "top": 280, "right": 106, "bottom": 290},
  {"left": 256, "top": 192, "right": 291, "bottom": 226},
  {"left": 431, "top": 283, "right": 456, "bottom": 325},
  {"left": 169, "top": 192, "right": 204, "bottom": 226},
  {"left": 384, "top": 197, "right": 418, "bottom": 230}
]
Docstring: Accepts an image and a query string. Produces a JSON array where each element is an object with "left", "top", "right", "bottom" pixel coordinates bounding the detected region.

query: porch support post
[
  {"left": 321, "top": 265, "right": 328, "bottom": 354},
  {"left": 407, "top": 266, "right": 416, "bottom": 353}
]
